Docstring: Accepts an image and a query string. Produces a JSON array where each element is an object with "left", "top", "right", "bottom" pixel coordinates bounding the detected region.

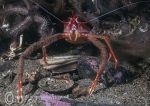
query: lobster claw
[
  {"left": 16, "top": 81, "right": 23, "bottom": 103},
  {"left": 108, "top": 53, "right": 118, "bottom": 69},
  {"left": 16, "top": 95, "right": 23, "bottom": 104},
  {"left": 88, "top": 79, "right": 98, "bottom": 96}
]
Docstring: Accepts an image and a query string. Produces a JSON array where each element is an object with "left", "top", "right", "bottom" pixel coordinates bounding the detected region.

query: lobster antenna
[
  {"left": 86, "top": 0, "right": 150, "bottom": 23},
  {"left": 30, "top": 0, "right": 149, "bottom": 23},
  {"left": 30, "top": 0, "right": 64, "bottom": 23}
]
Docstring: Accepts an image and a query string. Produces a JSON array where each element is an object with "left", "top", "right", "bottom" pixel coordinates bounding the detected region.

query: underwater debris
[
  {"left": 0, "top": 69, "right": 16, "bottom": 87},
  {"left": 38, "top": 77, "right": 74, "bottom": 94},
  {"left": 78, "top": 56, "right": 133, "bottom": 87},
  {"left": 72, "top": 78, "right": 92, "bottom": 98},
  {"left": 40, "top": 93, "right": 71, "bottom": 106},
  {"left": 77, "top": 56, "right": 99, "bottom": 79},
  {"left": 0, "top": 0, "right": 52, "bottom": 60},
  {"left": 24, "top": 69, "right": 40, "bottom": 83},
  {"left": 39, "top": 55, "right": 79, "bottom": 72}
]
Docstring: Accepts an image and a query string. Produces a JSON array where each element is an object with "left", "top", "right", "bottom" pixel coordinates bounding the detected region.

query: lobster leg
[
  {"left": 100, "top": 35, "right": 118, "bottom": 68},
  {"left": 16, "top": 33, "right": 64, "bottom": 103},
  {"left": 88, "top": 34, "right": 118, "bottom": 68},
  {"left": 42, "top": 46, "right": 48, "bottom": 65},
  {"left": 87, "top": 36, "right": 108, "bottom": 95}
]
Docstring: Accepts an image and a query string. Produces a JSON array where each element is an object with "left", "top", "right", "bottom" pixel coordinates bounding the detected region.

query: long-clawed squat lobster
[{"left": 16, "top": 0, "right": 150, "bottom": 103}]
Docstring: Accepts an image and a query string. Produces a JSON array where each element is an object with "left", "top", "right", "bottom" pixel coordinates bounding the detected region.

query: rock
[
  {"left": 38, "top": 77, "right": 74, "bottom": 94},
  {"left": 39, "top": 55, "right": 79, "bottom": 74}
]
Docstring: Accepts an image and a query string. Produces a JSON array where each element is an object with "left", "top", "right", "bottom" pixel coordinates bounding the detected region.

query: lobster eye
[{"left": 76, "top": 18, "right": 79, "bottom": 23}]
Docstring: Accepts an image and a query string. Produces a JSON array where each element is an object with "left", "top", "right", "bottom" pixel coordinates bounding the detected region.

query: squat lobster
[
  {"left": 16, "top": 0, "right": 150, "bottom": 103},
  {"left": 16, "top": 14, "right": 118, "bottom": 103}
]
